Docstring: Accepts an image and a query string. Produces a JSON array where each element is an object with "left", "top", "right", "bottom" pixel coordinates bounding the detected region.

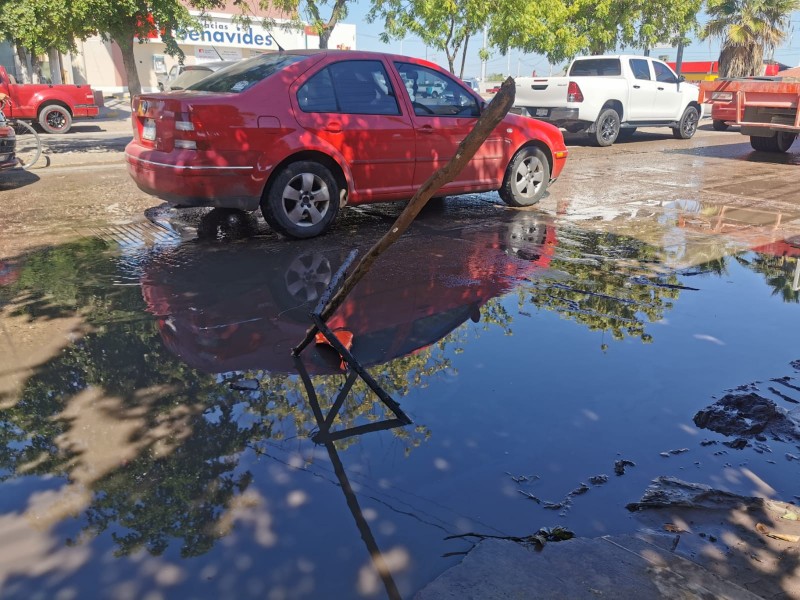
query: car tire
[
  {"left": 261, "top": 161, "right": 340, "bottom": 239},
  {"left": 749, "top": 132, "right": 797, "bottom": 153},
  {"left": 712, "top": 119, "right": 729, "bottom": 131},
  {"left": 591, "top": 108, "right": 620, "bottom": 146},
  {"left": 616, "top": 127, "right": 637, "bottom": 141},
  {"left": 499, "top": 146, "right": 550, "bottom": 207},
  {"left": 38, "top": 104, "right": 72, "bottom": 134},
  {"left": 672, "top": 106, "right": 699, "bottom": 139}
]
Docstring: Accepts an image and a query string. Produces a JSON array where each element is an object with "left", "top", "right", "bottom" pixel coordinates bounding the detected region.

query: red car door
[
  {"left": 393, "top": 61, "right": 505, "bottom": 191},
  {"left": 292, "top": 58, "right": 416, "bottom": 203}
]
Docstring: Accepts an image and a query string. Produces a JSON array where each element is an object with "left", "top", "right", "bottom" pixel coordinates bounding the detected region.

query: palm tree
[{"left": 701, "top": 0, "right": 800, "bottom": 78}]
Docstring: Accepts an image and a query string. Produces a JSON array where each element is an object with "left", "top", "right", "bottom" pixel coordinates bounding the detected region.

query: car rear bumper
[{"left": 125, "top": 145, "right": 263, "bottom": 210}]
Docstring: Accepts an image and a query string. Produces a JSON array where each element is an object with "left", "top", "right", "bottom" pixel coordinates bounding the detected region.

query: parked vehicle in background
[
  {"left": 513, "top": 55, "right": 703, "bottom": 146},
  {"left": 463, "top": 78, "right": 480, "bottom": 93},
  {"left": 126, "top": 50, "right": 569, "bottom": 239},
  {"left": 700, "top": 71, "right": 800, "bottom": 153},
  {"left": 167, "top": 61, "right": 239, "bottom": 90},
  {"left": 0, "top": 112, "right": 17, "bottom": 171},
  {"left": 0, "top": 65, "right": 100, "bottom": 134}
]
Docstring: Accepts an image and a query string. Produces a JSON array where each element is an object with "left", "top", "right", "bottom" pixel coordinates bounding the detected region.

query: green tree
[
  {"left": 256, "top": 0, "right": 348, "bottom": 50},
  {"left": 701, "top": 0, "right": 800, "bottom": 77},
  {"left": 368, "top": 0, "right": 492, "bottom": 76}
]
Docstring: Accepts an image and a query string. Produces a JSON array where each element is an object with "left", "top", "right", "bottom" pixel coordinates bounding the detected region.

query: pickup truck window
[
  {"left": 569, "top": 59, "right": 621, "bottom": 77},
  {"left": 653, "top": 61, "right": 678, "bottom": 84},
  {"left": 629, "top": 59, "right": 651, "bottom": 81}
]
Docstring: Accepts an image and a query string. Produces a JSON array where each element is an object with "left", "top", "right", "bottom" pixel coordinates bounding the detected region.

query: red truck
[
  {"left": 0, "top": 65, "right": 100, "bottom": 134},
  {"left": 700, "top": 73, "right": 800, "bottom": 152}
]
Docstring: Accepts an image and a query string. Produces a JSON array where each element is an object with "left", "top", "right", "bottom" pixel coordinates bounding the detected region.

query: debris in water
[
  {"left": 230, "top": 379, "right": 260, "bottom": 391},
  {"left": 755, "top": 523, "right": 800, "bottom": 543},
  {"left": 589, "top": 475, "right": 609, "bottom": 485},
  {"left": 694, "top": 393, "right": 800, "bottom": 442},
  {"left": 614, "top": 459, "right": 636, "bottom": 475}
]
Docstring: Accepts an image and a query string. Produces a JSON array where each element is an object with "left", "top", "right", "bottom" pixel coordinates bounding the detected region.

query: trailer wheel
[
  {"left": 38, "top": 104, "right": 72, "bottom": 134},
  {"left": 712, "top": 120, "right": 729, "bottom": 131},
  {"left": 750, "top": 132, "right": 797, "bottom": 153}
]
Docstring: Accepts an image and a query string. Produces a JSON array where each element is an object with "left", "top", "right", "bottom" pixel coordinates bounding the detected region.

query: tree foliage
[
  {"left": 369, "top": 0, "right": 703, "bottom": 74},
  {"left": 701, "top": 0, "right": 800, "bottom": 77}
]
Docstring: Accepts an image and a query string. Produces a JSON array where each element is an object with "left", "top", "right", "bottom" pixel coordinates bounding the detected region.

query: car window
[
  {"left": 629, "top": 59, "right": 651, "bottom": 81},
  {"left": 169, "top": 68, "right": 213, "bottom": 90},
  {"left": 394, "top": 62, "right": 479, "bottom": 117},
  {"left": 653, "top": 61, "right": 678, "bottom": 84},
  {"left": 569, "top": 58, "right": 622, "bottom": 76},
  {"left": 298, "top": 69, "right": 337, "bottom": 112},
  {"left": 188, "top": 53, "right": 306, "bottom": 93},
  {"left": 298, "top": 60, "right": 400, "bottom": 115}
]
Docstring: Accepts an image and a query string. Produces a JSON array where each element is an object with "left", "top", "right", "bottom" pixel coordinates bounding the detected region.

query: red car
[{"left": 126, "top": 50, "right": 568, "bottom": 239}]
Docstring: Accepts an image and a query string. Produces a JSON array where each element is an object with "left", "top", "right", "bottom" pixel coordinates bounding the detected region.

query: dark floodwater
[{"left": 1, "top": 201, "right": 798, "bottom": 599}]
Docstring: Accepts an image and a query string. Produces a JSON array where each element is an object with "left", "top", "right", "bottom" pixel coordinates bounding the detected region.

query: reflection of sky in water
[{"left": 0, "top": 217, "right": 798, "bottom": 599}]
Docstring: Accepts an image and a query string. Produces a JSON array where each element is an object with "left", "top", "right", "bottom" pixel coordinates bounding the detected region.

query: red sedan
[{"left": 126, "top": 50, "right": 568, "bottom": 239}]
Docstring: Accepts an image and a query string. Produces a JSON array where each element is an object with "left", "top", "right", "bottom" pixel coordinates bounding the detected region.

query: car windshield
[{"left": 187, "top": 54, "right": 307, "bottom": 93}]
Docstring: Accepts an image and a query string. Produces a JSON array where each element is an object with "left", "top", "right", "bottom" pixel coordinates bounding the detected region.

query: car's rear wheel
[
  {"left": 38, "top": 104, "right": 72, "bottom": 134},
  {"left": 591, "top": 108, "right": 620, "bottom": 146},
  {"left": 672, "top": 106, "right": 699, "bottom": 139},
  {"left": 749, "top": 131, "right": 797, "bottom": 153},
  {"left": 712, "top": 119, "right": 729, "bottom": 131},
  {"left": 499, "top": 146, "right": 550, "bottom": 207},
  {"left": 261, "top": 161, "right": 340, "bottom": 239}
]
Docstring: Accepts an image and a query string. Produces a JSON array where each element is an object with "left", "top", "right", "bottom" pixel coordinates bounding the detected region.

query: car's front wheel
[
  {"left": 591, "top": 108, "right": 620, "bottom": 146},
  {"left": 499, "top": 146, "right": 550, "bottom": 207},
  {"left": 672, "top": 106, "right": 699, "bottom": 139},
  {"left": 261, "top": 161, "right": 340, "bottom": 239}
]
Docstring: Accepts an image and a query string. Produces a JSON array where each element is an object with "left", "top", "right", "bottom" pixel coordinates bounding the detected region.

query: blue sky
[{"left": 344, "top": 5, "right": 800, "bottom": 78}]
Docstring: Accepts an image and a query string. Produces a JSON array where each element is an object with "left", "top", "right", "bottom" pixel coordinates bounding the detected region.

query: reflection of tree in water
[
  {"left": 737, "top": 253, "right": 800, "bottom": 303},
  {"left": 520, "top": 230, "right": 685, "bottom": 343},
  {"left": 0, "top": 239, "right": 446, "bottom": 558}
]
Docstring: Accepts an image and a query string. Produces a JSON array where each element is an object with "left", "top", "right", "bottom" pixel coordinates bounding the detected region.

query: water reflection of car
[
  {"left": 126, "top": 50, "right": 568, "bottom": 240},
  {"left": 141, "top": 211, "right": 557, "bottom": 374}
]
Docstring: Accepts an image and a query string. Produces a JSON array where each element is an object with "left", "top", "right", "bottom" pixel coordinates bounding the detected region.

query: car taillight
[
  {"left": 567, "top": 81, "right": 583, "bottom": 103},
  {"left": 711, "top": 92, "right": 733, "bottom": 102},
  {"left": 174, "top": 111, "right": 207, "bottom": 150}
]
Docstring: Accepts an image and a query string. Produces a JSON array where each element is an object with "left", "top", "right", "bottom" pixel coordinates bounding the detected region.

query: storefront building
[{"left": 1, "top": 7, "right": 355, "bottom": 95}]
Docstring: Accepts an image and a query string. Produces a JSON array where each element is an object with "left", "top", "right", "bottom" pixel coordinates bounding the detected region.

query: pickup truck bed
[{"left": 0, "top": 66, "right": 100, "bottom": 134}]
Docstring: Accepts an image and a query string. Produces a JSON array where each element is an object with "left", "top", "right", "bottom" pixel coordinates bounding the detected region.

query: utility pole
[{"left": 675, "top": 39, "right": 685, "bottom": 75}]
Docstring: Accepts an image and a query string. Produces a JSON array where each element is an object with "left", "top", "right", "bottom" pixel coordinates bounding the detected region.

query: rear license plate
[
  {"left": 535, "top": 108, "right": 549, "bottom": 117},
  {"left": 142, "top": 119, "right": 156, "bottom": 141}
]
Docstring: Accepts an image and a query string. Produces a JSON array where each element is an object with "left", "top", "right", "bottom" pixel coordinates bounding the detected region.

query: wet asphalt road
[
  {"left": 3, "top": 120, "right": 799, "bottom": 258},
  {"left": 1, "top": 120, "right": 799, "bottom": 600}
]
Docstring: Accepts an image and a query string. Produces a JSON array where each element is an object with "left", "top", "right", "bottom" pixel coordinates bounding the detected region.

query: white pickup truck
[{"left": 513, "top": 55, "right": 703, "bottom": 146}]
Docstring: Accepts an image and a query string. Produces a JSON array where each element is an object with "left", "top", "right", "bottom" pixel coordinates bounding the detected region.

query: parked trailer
[{"left": 699, "top": 77, "right": 800, "bottom": 152}]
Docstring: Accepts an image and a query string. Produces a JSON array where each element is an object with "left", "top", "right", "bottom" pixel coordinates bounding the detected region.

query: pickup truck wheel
[
  {"left": 672, "top": 106, "right": 699, "bottom": 139},
  {"left": 712, "top": 119, "right": 729, "bottom": 131},
  {"left": 38, "top": 104, "right": 72, "bottom": 134},
  {"left": 499, "top": 147, "right": 550, "bottom": 207},
  {"left": 261, "top": 161, "right": 340, "bottom": 239},
  {"left": 749, "top": 132, "right": 797, "bottom": 153},
  {"left": 591, "top": 108, "right": 620, "bottom": 146}
]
